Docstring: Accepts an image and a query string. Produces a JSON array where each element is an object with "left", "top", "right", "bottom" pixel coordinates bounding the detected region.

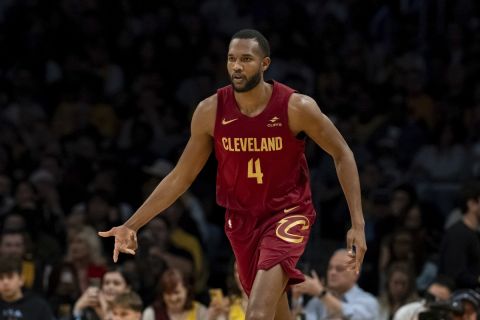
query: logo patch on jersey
[
  {"left": 267, "top": 116, "right": 282, "bottom": 127},
  {"left": 283, "top": 205, "right": 300, "bottom": 213},
  {"left": 222, "top": 118, "right": 238, "bottom": 125},
  {"left": 275, "top": 215, "right": 310, "bottom": 244}
]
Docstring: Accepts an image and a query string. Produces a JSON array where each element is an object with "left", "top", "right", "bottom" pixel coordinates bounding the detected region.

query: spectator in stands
[
  {"left": 0, "top": 255, "right": 54, "bottom": 319},
  {"left": 142, "top": 268, "right": 207, "bottom": 320},
  {"left": 111, "top": 291, "right": 143, "bottom": 320},
  {"left": 394, "top": 276, "right": 454, "bottom": 320},
  {"left": 64, "top": 226, "right": 107, "bottom": 292},
  {"left": 378, "top": 262, "right": 419, "bottom": 319},
  {"left": 207, "top": 261, "right": 247, "bottom": 320},
  {"left": 73, "top": 266, "right": 132, "bottom": 320},
  {"left": 439, "top": 181, "right": 480, "bottom": 289},
  {"left": 450, "top": 289, "right": 480, "bottom": 320},
  {"left": 46, "top": 262, "right": 81, "bottom": 320},
  {"left": 292, "top": 249, "right": 379, "bottom": 319},
  {"left": 0, "top": 229, "right": 46, "bottom": 293}
]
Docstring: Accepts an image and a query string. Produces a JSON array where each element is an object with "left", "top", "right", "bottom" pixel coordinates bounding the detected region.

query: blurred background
[{"left": 0, "top": 0, "right": 480, "bottom": 319}]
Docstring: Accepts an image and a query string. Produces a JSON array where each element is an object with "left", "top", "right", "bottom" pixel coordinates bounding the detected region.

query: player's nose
[{"left": 232, "top": 61, "right": 242, "bottom": 71}]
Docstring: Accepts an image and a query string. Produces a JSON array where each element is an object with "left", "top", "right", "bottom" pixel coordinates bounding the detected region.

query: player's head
[
  {"left": 228, "top": 29, "right": 271, "bottom": 92},
  {"left": 231, "top": 29, "right": 270, "bottom": 58},
  {"left": 111, "top": 291, "right": 143, "bottom": 320}
]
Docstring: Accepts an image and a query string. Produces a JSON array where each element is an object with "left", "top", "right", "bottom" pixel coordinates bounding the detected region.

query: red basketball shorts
[{"left": 224, "top": 202, "right": 316, "bottom": 296}]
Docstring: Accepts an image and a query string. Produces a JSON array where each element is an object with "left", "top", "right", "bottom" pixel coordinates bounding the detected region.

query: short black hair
[
  {"left": 459, "top": 181, "right": 480, "bottom": 214},
  {"left": 231, "top": 29, "right": 270, "bottom": 57},
  {"left": 104, "top": 265, "right": 134, "bottom": 289},
  {"left": 0, "top": 255, "right": 22, "bottom": 275}
]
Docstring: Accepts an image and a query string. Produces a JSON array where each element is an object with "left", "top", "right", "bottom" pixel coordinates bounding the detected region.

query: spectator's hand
[
  {"left": 97, "top": 290, "right": 109, "bottom": 318},
  {"left": 98, "top": 225, "right": 137, "bottom": 262},
  {"left": 293, "top": 270, "right": 325, "bottom": 297},
  {"left": 207, "top": 296, "right": 229, "bottom": 320},
  {"left": 74, "top": 287, "right": 100, "bottom": 313},
  {"left": 346, "top": 227, "right": 367, "bottom": 275}
]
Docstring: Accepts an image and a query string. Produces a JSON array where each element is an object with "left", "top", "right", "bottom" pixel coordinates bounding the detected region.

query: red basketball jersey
[{"left": 214, "top": 80, "right": 312, "bottom": 213}]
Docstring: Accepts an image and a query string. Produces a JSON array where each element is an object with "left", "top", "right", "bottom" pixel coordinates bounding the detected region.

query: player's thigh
[
  {"left": 247, "top": 264, "right": 289, "bottom": 317},
  {"left": 274, "top": 292, "right": 291, "bottom": 320}
]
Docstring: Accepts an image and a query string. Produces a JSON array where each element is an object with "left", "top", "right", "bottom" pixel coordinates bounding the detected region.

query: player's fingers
[
  {"left": 131, "top": 232, "right": 138, "bottom": 250},
  {"left": 346, "top": 261, "right": 356, "bottom": 271},
  {"left": 123, "top": 248, "right": 136, "bottom": 255},
  {"left": 345, "top": 254, "right": 356, "bottom": 272},
  {"left": 355, "top": 246, "right": 366, "bottom": 275},
  {"left": 98, "top": 229, "right": 114, "bottom": 237},
  {"left": 113, "top": 246, "right": 119, "bottom": 263}
]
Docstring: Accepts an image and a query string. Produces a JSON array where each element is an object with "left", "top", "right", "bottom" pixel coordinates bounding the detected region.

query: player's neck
[{"left": 234, "top": 81, "right": 272, "bottom": 117}]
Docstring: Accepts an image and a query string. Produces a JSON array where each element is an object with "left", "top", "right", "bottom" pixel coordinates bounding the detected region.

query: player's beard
[{"left": 231, "top": 69, "right": 262, "bottom": 93}]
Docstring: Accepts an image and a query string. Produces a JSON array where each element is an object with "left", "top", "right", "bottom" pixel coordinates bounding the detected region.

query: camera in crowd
[{"left": 419, "top": 289, "right": 480, "bottom": 320}]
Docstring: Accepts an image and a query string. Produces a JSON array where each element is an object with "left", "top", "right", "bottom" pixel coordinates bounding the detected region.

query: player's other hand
[
  {"left": 98, "top": 225, "right": 137, "bottom": 263},
  {"left": 346, "top": 227, "right": 367, "bottom": 275}
]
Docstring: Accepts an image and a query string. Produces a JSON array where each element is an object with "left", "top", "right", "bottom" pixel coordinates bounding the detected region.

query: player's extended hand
[
  {"left": 98, "top": 225, "right": 137, "bottom": 263},
  {"left": 346, "top": 227, "right": 367, "bottom": 275}
]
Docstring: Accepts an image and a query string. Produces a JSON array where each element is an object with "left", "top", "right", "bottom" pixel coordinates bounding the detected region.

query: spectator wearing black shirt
[
  {"left": 439, "top": 181, "right": 480, "bottom": 289},
  {"left": 0, "top": 255, "right": 54, "bottom": 320}
]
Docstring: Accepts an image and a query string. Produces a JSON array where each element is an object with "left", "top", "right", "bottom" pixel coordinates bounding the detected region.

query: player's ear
[{"left": 262, "top": 57, "right": 271, "bottom": 72}]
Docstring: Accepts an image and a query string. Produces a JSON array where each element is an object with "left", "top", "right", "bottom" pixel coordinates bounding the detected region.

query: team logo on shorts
[{"left": 275, "top": 215, "right": 310, "bottom": 244}]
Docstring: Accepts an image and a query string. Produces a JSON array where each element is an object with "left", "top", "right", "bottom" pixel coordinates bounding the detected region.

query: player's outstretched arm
[
  {"left": 288, "top": 94, "right": 367, "bottom": 274},
  {"left": 99, "top": 96, "right": 217, "bottom": 262}
]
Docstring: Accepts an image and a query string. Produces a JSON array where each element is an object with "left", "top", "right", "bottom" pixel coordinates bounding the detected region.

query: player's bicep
[{"left": 290, "top": 95, "right": 350, "bottom": 158}]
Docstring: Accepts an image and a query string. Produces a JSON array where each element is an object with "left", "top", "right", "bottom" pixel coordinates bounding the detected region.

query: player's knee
[{"left": 246, "top": 308, "right": 269, "bottom": 320}]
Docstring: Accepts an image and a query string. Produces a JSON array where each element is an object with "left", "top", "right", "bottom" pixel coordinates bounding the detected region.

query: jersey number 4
[{"left": 247, "top": 158, "right": 263, "bottom": 184}]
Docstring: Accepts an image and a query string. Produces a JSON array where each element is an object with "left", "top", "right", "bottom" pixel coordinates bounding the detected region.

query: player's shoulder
[
  {"left": 198, "top": 93, "right": 218, "bottom": 110},
  {"left": 195, "top": 93, "right": 218, "bottom": 117},
  {"left": 191, "top": 93, "right": 218, "bottom": 135},
  {"left": 288, "top": 93, "right": 320, "bottom": 113}
]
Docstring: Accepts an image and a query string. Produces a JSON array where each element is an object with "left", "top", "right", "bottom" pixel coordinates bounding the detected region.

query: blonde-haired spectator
[{"left": 65, "top": 226, "right": 107, "bottom": 292}]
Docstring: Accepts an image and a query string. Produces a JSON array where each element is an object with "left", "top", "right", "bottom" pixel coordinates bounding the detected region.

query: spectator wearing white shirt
[{"left": 292, "top": 249, "right": 379, "bottom": 320}]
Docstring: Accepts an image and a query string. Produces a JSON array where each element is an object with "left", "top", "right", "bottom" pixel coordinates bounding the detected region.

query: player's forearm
[
  {"left": 124, "top": 171, "right": 192, "bottom": 231},
  {"left": 333, "top": 149, "right": 364, "bottom": 228}
]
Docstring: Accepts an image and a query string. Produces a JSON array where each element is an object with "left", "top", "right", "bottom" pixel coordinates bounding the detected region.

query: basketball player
[{"left": 99, "top": 29, "right": 366, "bottom": 320}]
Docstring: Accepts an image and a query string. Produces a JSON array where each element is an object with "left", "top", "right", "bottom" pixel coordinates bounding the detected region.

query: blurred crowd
[{"left": 1, "top": 0, "right": 480, "bottom": 319}]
